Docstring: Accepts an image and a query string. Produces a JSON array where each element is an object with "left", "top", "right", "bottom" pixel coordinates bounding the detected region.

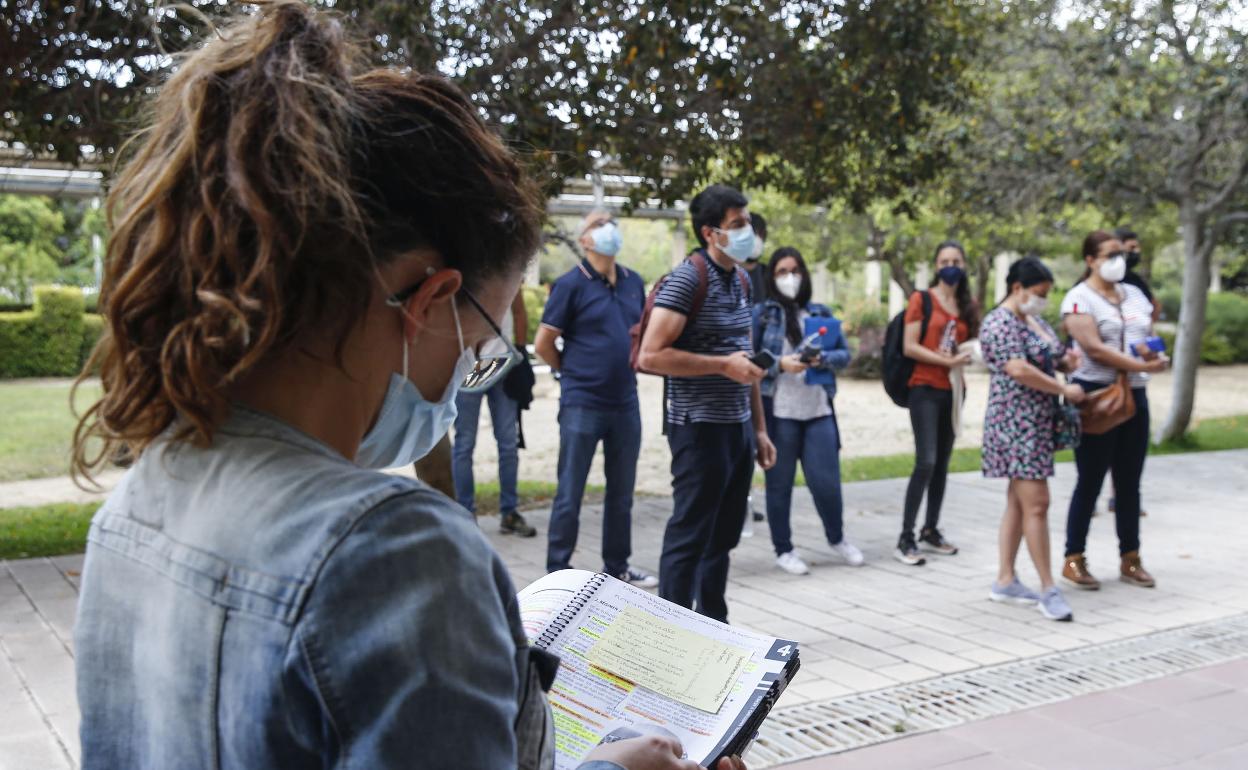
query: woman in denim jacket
[
  {"left": 751, "top": 248, "right": 864, "bottom": 576},
  {"left": 70, "top": 5, "right": 742, "bottom": 770}
]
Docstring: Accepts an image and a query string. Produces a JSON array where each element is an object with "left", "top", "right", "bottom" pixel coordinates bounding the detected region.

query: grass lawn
[
  {"left": 0, "top": 481, "right": 600, "bottom": 560},
  {"left": 0, "top": 379, "right": 101, "bottom": 483}
]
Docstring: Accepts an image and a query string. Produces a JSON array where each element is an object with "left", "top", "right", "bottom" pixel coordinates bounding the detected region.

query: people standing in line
[
  {"left": 536, "top": 209, "right": 657, "bottom": 587},
  {"left": 451, "top": 289, "right": 538, "bottom": 536},
  {"left": 638, "top": 184, "right": 777, "bottom": 623},
  {"left": 980, "top": 257, "right": 1085, "bottom": 622},
  {"left": 1060, "top": 231, "right": 1168, "bottom": 591},
  {"left": 70, "top": 6, "right": 731, "bottom": 767},
  {"left": 895, "top": 240, "right": 979, "bottom": 566},
  {"left": 752, "top": 247, "right": 863, "bottom": 575}
]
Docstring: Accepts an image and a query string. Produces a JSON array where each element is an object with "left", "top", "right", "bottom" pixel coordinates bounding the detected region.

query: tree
[
  {"left": 941, "top": 1, "right": 1247, "bottom": 439},
  {"left": 4, "top": 1, "right": 983, "bottom": 210},
  {"left": 0, "top": 195, "right": 65, "bottom": 301}
]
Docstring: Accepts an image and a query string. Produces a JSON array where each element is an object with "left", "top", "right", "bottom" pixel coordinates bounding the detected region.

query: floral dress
[{"left": 980, "top": 306, "right": 1066, "bottom": 479}]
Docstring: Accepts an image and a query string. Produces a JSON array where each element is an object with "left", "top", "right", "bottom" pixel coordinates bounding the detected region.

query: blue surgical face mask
[
  {"left": 590, "top": 221, "right": 622, "bottom": 257},
  {"left": 715, "top": 224, "right": 757, "bottom": 263},
  {"left": 937, "top": 266, "right": 965, "bottom": 286},
  {"left": 356, "top": 300, "right": 476, "bottom": 470}
]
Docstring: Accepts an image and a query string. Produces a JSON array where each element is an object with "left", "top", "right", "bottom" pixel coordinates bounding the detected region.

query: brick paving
[{"left": 3, "top": 449, "right": 1246, "bottom": 768}]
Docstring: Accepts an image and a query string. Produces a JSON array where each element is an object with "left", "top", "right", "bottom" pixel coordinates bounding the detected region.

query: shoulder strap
[
  {"left": 919, "top": 290, "right": 933, "bottom": 344},
  {"left": 688, "top": 251, "right": 710, "bottom": 319},
  {"left": 737, "top": 266, "right": 751, "bottom": 301}
]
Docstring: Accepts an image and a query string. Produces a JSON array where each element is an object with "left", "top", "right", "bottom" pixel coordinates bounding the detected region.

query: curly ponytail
[{"left": 73, "top": 1, "right": 542, "bottom": 485}]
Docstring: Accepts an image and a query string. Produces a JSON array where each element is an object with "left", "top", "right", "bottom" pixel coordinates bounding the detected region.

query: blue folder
[{"left": 803, "top": 316, "right": 842, "bottom": 386}]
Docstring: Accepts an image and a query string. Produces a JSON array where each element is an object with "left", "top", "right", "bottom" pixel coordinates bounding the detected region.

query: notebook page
[
  {"left": 540, "top": 575, "right": 796, "bottom": 768},
  {"left": 516, "top": 569, "right": 598, "bottom": 645}
]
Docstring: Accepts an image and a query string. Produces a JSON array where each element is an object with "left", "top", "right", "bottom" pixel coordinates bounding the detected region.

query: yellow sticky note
[{"left": 586, "top": 606, "right": 749, "bottom": 713}]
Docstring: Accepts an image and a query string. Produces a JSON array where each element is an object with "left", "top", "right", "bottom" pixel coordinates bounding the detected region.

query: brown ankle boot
[
  {"left": 1120, "top": 551, "right": 1156, "bottom": 587},
  {"left": 1062, "top": 554, "right": 1101, "bottom": 590}
]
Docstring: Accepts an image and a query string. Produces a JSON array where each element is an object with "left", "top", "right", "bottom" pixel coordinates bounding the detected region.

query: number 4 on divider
[{"left": 765, "top": 639, "right": 798, "bottom": 662}]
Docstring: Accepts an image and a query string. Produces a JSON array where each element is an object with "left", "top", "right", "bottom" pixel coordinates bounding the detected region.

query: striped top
[
  {"left": 653, "top": 252, "right": 753, "bottom": 424},
  {"left": 1060, "top": 281, "right": 1154, "bottom": 387}
]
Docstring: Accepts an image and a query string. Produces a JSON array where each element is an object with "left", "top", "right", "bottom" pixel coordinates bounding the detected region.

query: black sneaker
[
  {"left": 919, "top": 527, "right": 958, "bottom": 555},
  {"left": 752, "top": 511, "right": 765, "bottom": 522},
  {"left": 616, "top": 567, "right": 659, "bottom": 589},
  {"left": 893, "top": 535, "right": 926, "bottom": 566},
  {"left": 499, "top": 512, "right": 537, "bottom": 537}
]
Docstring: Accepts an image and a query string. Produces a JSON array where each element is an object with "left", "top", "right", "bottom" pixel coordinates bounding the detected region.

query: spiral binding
[{"left": 535, "top": 572, "right": 609, "bottom": 650}]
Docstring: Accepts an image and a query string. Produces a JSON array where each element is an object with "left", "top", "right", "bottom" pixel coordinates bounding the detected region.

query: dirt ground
[{"left": 463, "top": 364, "right": 1248, "bottom": 494}]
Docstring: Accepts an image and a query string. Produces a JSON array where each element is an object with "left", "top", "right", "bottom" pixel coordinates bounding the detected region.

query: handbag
[
  {"left": 1054, "top": 396, "right": 1082, "bottom": 450},
  {"left": 1076, "top": 296, "right": 1136, "bottom": 435}
]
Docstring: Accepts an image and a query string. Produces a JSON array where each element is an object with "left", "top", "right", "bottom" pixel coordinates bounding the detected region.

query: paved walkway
[{"left": 2, "top": 449, "right": 1246, "bottom": 768}]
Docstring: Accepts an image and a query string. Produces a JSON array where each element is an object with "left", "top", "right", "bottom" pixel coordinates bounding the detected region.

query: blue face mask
[
  {"left": 938, "top": 266, "right": 965, "bottom": 286},
  {"left": 715, "top": 224, "right": 756, "bottom": 263},
  {"left": 356, "top": 300, "right": 476, "bottom": 470},
  {"left": 590, "top": 221, "right": 623, "bottom": 257}
]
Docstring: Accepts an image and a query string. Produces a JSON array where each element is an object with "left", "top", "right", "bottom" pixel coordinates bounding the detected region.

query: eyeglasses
[{"left": 387, "top": 281, "right": 523, "bottom": 394}]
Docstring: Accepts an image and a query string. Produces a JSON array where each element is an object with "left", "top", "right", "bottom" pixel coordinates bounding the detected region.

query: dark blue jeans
[
  {"left": 546, "top": 403, "right": 642, "bottom": 575},
  {"left": 1065, "top": 384, "right": 1149, "bottom": 557},
  {"left": 452, "top": 384, "right": 519, "bottom": 515},
  {"left": 763, "top": 397, "right": 845, "bottom": 555},
  {"left": 660, "top": 420, "right": 754, "bottom": 623}
]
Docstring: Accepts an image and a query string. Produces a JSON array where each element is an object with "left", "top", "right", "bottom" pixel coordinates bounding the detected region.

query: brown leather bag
[{"left": 1077, "top": 297, "right": 1135, "bottom": 435}]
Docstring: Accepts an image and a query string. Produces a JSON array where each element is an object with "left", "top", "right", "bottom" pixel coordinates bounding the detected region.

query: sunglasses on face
[{"left": 388, "top": 281, "right": 523, "bottom": 394}]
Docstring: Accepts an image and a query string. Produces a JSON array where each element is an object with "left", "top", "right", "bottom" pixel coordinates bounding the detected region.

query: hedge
[
  {"left": 0, "top": 286, "right": 100, "bottom": 378},
  {"left": 1155, "top": 291, "right": 1248, "bottom": 365}
]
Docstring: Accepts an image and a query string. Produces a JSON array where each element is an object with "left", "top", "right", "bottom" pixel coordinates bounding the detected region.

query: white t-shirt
[{"left": 1060, "top": 281, "right": 1153, "bottom": 387}]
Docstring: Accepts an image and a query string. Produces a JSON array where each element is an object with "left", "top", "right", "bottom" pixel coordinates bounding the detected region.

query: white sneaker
[
  {"left": 776, "top": 550, "right": 809, "bottom": 575},
  {"left": 832, "top": 540, "right": 865, "bottom": 566}
]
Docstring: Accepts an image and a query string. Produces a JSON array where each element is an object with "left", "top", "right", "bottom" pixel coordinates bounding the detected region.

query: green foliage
[
  {"left": 0, "top": 286, "right": 94, "bottom": 378},
  {"left": 1158, "top": 287, "right": 1183, "bottom": 323},
  {"left": 521, "top": 285, "right": 548, "bottom": 345},
  {"left": 1156, "top": 292, "right": 1248, "bottom": 364},
  {"left": 838, "top": 296, "right": 889, "bottom": 335},
  {"left": 0, "top": 196, "right": 65, "bottom": 302}
]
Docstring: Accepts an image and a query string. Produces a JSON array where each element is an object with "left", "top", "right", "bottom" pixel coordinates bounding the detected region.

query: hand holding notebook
[{"left": 518, "top": 570, "right": 800, "bottom": 769}]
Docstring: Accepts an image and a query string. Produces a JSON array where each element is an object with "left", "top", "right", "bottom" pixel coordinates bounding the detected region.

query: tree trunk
[
  {"left": 974, "top": 252, "right": 991, "bottom": 311},
  {"left": 883, "top": 250, "right": 914, "bottom": 296},
  {"left": 1158, "top": 201, "right": 1213, "bottom": 442}
]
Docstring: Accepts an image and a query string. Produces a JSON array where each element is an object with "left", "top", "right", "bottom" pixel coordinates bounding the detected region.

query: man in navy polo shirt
[
  {"left": 536, "top": 209, "right": 657, "bottom": 587},
  {"left": 638, "top": 184, "right": 777, "bottom": 622}
]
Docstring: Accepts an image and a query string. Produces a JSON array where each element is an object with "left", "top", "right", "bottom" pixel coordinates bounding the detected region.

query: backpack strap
[
  {"left": 919, "top": 290, "right": 933, "bottom": 347},
  {"left": 688, "top": 251, "right": 710, "bottom": 318}
]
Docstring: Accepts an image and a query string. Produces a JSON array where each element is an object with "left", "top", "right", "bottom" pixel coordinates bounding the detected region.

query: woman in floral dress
[{"left": 980, "top": 257, "right": 1085, "bottom": 622}]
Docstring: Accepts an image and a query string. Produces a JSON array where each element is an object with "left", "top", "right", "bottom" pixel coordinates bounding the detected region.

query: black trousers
[
  {"left": 1065, "top": 384, "right": 1149, "bottom": 557},
  {"left": 902, "top": 386, "right": 955, "bottom": 541},
  {"left": 659, "top": 421, "right": 754, "bottom": 623}
]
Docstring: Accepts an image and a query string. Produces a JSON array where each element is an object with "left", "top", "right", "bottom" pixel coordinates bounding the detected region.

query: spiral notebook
[{"left": 518, "top": 570, "right": 800, "bottom": 769}]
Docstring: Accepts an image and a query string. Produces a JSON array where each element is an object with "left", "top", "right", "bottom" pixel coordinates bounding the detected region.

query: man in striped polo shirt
[{"left": 638, "top": 184, "right": 777, "bottom": 622}]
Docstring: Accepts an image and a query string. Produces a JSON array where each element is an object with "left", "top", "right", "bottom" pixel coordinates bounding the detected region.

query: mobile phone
[{"left": 749, "top": 350, "right": 777, "bottom": 370}]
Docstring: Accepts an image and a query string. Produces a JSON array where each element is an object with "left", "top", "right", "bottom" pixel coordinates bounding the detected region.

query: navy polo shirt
[{"left": 540, "top": 260, "right": 646, "bottom": 411}]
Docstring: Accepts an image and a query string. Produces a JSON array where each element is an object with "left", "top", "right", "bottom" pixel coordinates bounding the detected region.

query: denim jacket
[
  {"left": 752, "top": 300, "right": 851, "bottom": 399},
  {"left": 75, "top": 406, "right": 620, "bottom": 770}
]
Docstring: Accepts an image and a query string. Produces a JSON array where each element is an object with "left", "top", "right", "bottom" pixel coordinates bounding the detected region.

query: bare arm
[
  {"left": 1064, "top": 314, "right": 1161, "bottom": 373},
  {"left": 638, "top": 308, "right": 761, "bottom": 382},
  {"left": 902, "top": 320, "right": 965, "bottom": 368},
  {"left": 534, "top": 325, "right": 561, "bottom": 370},
  {"left": 511, "top": 291, "right": 528, "bottom": 347}
]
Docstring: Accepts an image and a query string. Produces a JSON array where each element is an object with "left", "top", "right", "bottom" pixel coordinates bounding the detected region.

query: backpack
[
  {"left": 628, "top": 250, "right": 750, "bottom": 374},
  {"left": 882, "top": 290, "right": 932, "bottom": 408}
]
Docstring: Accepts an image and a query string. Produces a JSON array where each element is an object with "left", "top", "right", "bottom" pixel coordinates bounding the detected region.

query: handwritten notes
[{"left": 586, "top": 606, "right": 749, "bottom": 713}]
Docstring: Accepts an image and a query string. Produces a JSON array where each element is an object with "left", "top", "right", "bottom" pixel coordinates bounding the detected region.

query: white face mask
[
  {"left": 775, "top": 273, "right": 802, "bottom": 300},
  {"left": 1099, "top": 255, "right": 1127, "bottom": 283},
  {"left": 750, "top": 234, "right": 765, "bottom": 261},
  {"left": 1019, "top": 292, "right": 1049, "bottom": 316},
  {"left": 355, "top": 300, "right": 475, "bottom": 470}
]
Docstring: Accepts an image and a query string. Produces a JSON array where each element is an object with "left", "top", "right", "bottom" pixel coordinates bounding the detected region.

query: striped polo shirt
[
  {"left": 1060, "top": 281, "right": 1155, "bottom": 387},
  {"left": 653, "top": 251, "right": 753, "bottom": 425}
]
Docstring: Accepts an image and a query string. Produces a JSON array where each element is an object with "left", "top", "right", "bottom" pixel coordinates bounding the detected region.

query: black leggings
[
  {"left": 1065, "top": 384, "right": 1149, "bottom": 557},
  {"left": 902, "top": 386, "right": 955, "bottom": 540}
]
